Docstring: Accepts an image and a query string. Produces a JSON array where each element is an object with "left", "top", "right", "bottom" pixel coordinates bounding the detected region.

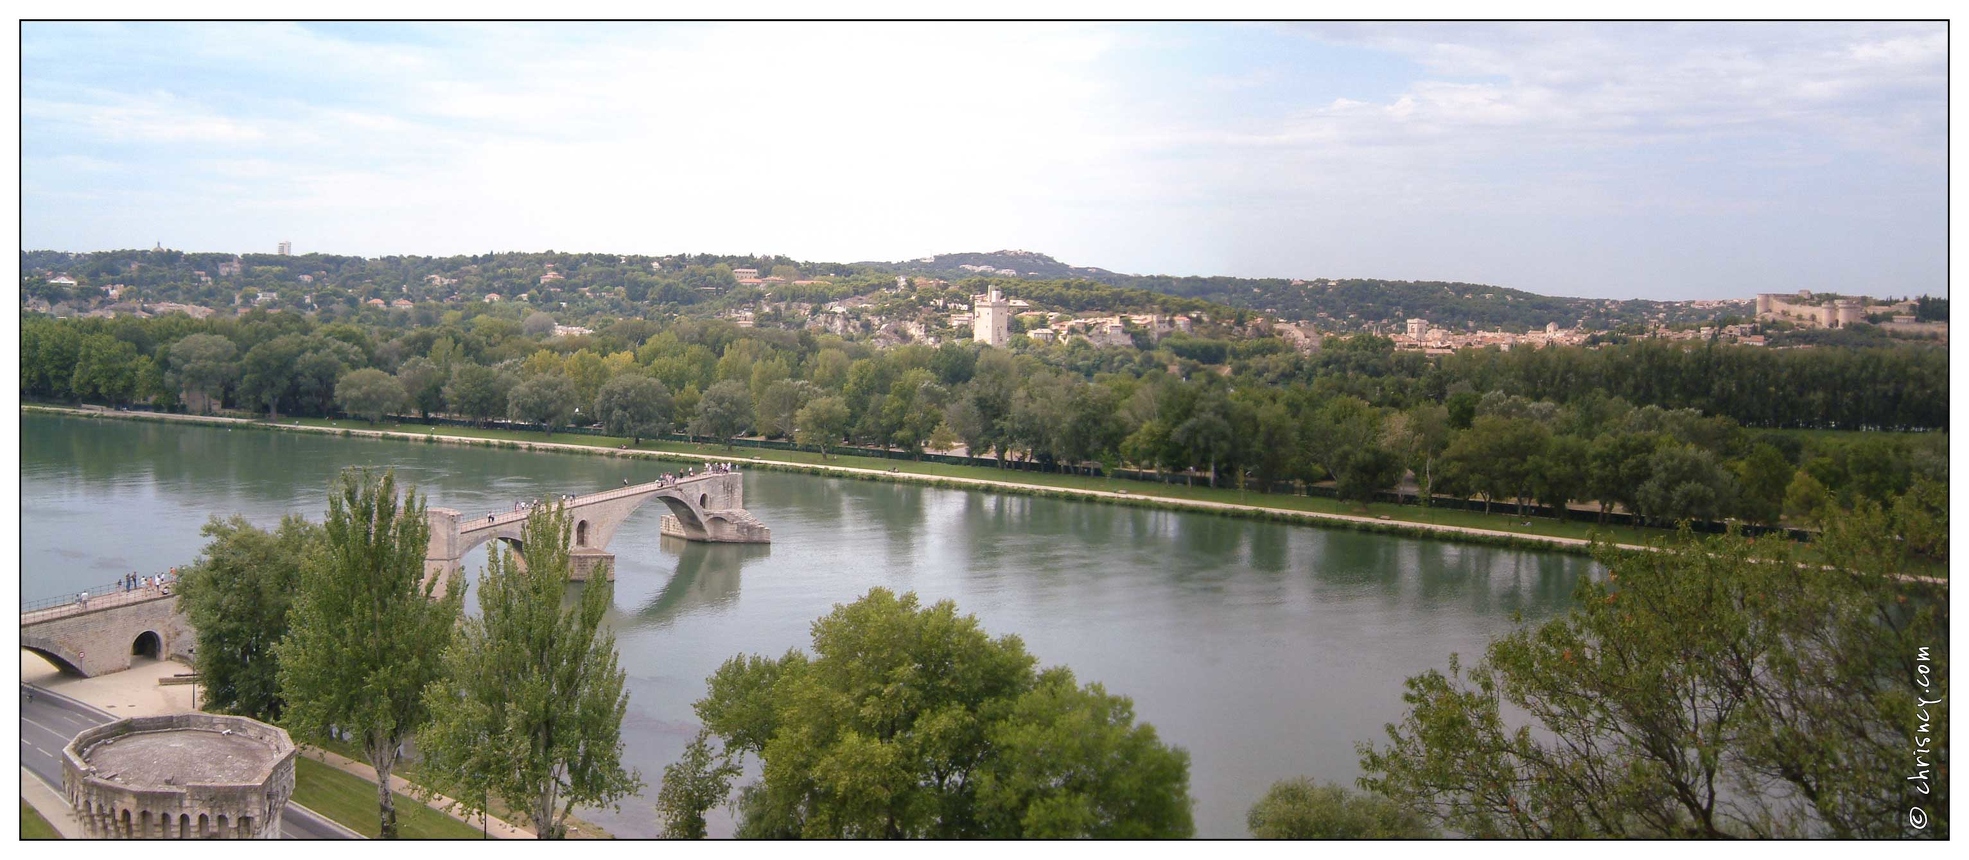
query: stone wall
[
  {"left": 62, "top": 713, "right": 296, "bottom": 839},
  {"left": 21, "top": 594, "right": 195, "bottom": 677}
]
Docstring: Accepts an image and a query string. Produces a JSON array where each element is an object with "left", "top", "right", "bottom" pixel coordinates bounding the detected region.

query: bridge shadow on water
[{"left": 615, "top": 537, "right": 773, "bottom": 630}]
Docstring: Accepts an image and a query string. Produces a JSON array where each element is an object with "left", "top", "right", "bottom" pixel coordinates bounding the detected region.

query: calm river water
[{"left": 20, "top": 412, "right": 1597, "bottom": 837}]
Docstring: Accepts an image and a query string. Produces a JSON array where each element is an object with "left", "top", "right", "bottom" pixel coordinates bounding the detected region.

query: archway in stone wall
[
  {"left": 576, "top": 520, "right": 589, "bottom": 547},
  {"left": 132, "top": 630, "right": 162, "bottom": 659},
  {"left": 20, "top": 641, "right": 86, "bottom": 676}
]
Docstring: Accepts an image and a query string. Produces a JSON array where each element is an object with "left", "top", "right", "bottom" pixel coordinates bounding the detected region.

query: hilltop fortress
[{"left": 1754, "top": 290, "right": 1867, "bottom": 328}]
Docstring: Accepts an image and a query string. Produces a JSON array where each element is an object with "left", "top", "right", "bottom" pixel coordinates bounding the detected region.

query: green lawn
[
  {"left": 286, "top": 416, "right": 1671, "bottom": 549},
  {"left": 21, "top": 799, "right": 61, "bottom": 839},
  {"left": 291, "top": 755, "right": 487, "bottom": 839}
]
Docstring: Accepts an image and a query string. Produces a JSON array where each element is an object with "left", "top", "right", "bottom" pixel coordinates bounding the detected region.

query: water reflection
[
  {"left": 24, "top": 413, "right": 1603, "bottom": 838},
  {"left": 630, "top": 537, "right": 772, "bottom": 627}
]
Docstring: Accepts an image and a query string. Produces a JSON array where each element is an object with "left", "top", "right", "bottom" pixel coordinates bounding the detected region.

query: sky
[{"left": 19, "top": 21, "right": 1949, "bottom": 300}]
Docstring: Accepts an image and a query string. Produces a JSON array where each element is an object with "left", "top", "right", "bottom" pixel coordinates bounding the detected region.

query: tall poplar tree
[
  {"left": 277, "top": 468, "right": 461, "bottom": 839},
  {"left": 419, "top": 500, "right": 642, "bottom": 838}
]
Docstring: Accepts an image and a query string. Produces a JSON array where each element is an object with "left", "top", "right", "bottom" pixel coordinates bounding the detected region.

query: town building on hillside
[
  {"left": 277, "top": 241, "right": 291, "bottom": 256},
  {"left": 731, "top": 268, "right": 760, "bottom": 280},
  {"left": 973, "top": 287, "right": 1011, "bottom": 347}
]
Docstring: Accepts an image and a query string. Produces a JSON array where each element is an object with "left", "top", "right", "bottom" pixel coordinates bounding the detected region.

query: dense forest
[
  {"left": 881, "top": 250, "right": 1756, "bottom": 331},
  {"left": 23, "top": 247, "right": 1823, "bottom": 334},
  {"left": 19, "top": 305, "right": 1946, "bottom": 539}
]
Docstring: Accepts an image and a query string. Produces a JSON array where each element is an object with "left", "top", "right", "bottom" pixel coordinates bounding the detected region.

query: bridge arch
[
  {"left": 21, "top": 639, "right": 85, "bottom": 676},
  {"left": 132, "top": 630, "right": 161, "bottom": 659},
  {"left": 576, "top": 520, "right": 589, "bottom": 547}
]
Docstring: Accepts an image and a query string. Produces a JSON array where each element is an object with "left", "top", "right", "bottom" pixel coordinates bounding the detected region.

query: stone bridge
[
  {"left": 426, "top": 469, "right": 769, "bottom": 584},
  {"left": 21, "top": 588, "right": 194, "bottom": 678}
]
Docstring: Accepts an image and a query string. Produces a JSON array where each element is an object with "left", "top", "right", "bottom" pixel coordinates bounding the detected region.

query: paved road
[{"left": 19, "top": 684, "right": 355, "bottom": 839}]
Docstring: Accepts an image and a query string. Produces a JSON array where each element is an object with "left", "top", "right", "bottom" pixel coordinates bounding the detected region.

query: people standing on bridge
[{"left": 78, "top": 591, "right": 88, "bottom": 608}]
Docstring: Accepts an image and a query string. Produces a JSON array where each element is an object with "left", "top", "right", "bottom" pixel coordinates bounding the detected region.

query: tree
[
  {"left": 1358, "top": 525, "right": 1947, "bottom": 838},
  {"left": 689, "top": 379, "right": 753, "bottom": 449},
  {"left": 1587, "top": 431, "right": 1657, "bottom": 523},
  {"left": 1247, "top": 778, "right": 1436, "bottom": 838},
  {"left": 672, "top": 589, "right": 1194, "bottom": 838},
  {"left": 1381, "top": 404, "right": 1450, "bottom": 504},
  {"left": 523, "top": 311, "right": 557, "bottom": 337},
  {"left": 508, "top": 373, "right": 579, "bottom": 435},
  {"left": 1304, "top": 396, "right": 1383, "bottom": 488},
  {"left": 394, "top": 356, "right": 446, "bottom": 420},
  {"left": 754, "top": 378, "right": 810, "bottom": 440},
  {"left": 1734, "top": 443, "right": 1793, "bottom": 526},
  {"left": 1442, "top": 416, "right": 1548, "bottom": 514},
  {"left": 420, "top": 501, "right": 642, "bottom": 838},
  {"left": 794, "top": 395, "right": 851, "bottom": 459},
  {"left": 167, "top": 332, "right": 240, "bottom": 413},
  {"left": 277, "top": 468, "right": 462, "bottom": 839},
  {"left": 336, "top": 368, "right": 407, "bottom": 425},
  {"left": 656, "top": 730, "right": 742, "bottom": 838},
  {"left": 70, "top": 333, "right": 140, "bottom": 405},
  {"left": 594, "top": 374, "right": 674, "bottom": 445},
  {"left": 1634, "top": 444, "right": 1738, "bottom": 525},
  {"left": 1526, "top": 434, "right": 1590, "bottom": 521},
  {"left": 1782, "top": 470, "right": 1832, "bottom": 527},
  {"left": 444, "top": 363, "right": 509, "bottom": 427},
  {"left": 176, "top": 514, "right": 323, "bottom": 722}
]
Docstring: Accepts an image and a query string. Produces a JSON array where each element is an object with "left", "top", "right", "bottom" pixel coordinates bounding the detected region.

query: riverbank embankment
[{"left": 26, "top": 404, "right": 1649, "bottom": 558}]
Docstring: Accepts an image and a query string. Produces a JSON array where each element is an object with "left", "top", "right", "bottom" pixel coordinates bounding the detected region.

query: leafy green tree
[
  {"left": 336, "top": 368, "right": 407, "bottom": 425},
  {"left": 277, "top": 468, "right": 462, "bottom": 839},
  {"left": 1733, "top": 443, "right": 1793, "bottom": 526},
  {"left": 1359, "top": 525, "right": 1947, "bottom": 838},
  {"left": 754, "top": 378, "right": 809, "bottom": 440},
  {"left": 674, "top": 589, "right": 1194, "bottom": 838},
  {"left": 132, "top": 354, "right": 175, "bottom": 410},
  {"left": 1442, "top": 416, "right": 1548, "bottom": 514},
  {"left": 419, "top": 501, "right": 641, "bottom": 838},
  {"left": 1587, "top": 431, "right": 1658, "bottom": 523},
  {"left": 656, "top": 730, "right": 743, "bottom": 838},
  {"left": 594, "top": 374, "right": 674, "bottom": 445},
  {"left": 444, "top": 363, "right": 509, "bottom": 427},
  {"left": 523, "top": 311, "right": 557, "bottom": 337},
  {"left": 1334, "top": 446, "right": 1400, "bottom": 507},
  {"left": 166, "top": 332, "right": 240, "bottom": 413},
  {"left": 176, "top": 515, "right": 323, "bottom": 722},
  {"left": 507, "top": 373, "right": 579, "bottom": 435},
  {"left": 1381, "top": 404, "right": 1451, "bottom": 504},
  {"left": 1247, "top": 778, "right": 1436, "bottom": 838},
  {"left": 794, "top": 394, "right": 851, "bottom": 459},
  {"left": 1634, "top": 444, "right": 1738, "bottom": 525},
  {"left": 1527, "top": 434, "right": 1591, "bottom": 521},
  {"left": 394, "top": 356, "right": 447, "bottom": 419},
  {"left": 70, "top": 333, "right": 140, "bottom": 405},
  {"left": 1782, "top": 470, "right": 1833, "bottom": 527},
  {"left": 1303, "top": 396, "right": 1383, "bottom": 488},
  {"left": 689, "top": 379, "right": 753, "bottom": 449}
]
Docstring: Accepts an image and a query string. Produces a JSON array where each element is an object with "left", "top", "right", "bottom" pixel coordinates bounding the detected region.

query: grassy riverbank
[
  {"left": 291, "top": 756, "right": 487, "bottom": 839},
  {"left": 293, "top": 416, "right": 1667, "bottom": 547},
  {"left": 33, "top": 406, "right": 1673, "bottom": 554}
]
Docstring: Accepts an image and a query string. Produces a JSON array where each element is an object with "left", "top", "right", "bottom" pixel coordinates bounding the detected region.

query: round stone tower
[
  {"left": 1834, "top": 299, "right": 1863, "bottom": 328},
  {"left": 62, "top": 713, "right": 296, "bottom": 839}
]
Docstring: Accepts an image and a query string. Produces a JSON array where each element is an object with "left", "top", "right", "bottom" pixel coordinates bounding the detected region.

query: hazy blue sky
[{"left": 21, "top": 21, "right": 1946, "bottom": 299}]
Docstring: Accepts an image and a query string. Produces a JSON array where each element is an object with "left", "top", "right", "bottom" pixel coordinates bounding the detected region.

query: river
[{"left": 19, "top": 411, "right": 1596, "bottom": 837}]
